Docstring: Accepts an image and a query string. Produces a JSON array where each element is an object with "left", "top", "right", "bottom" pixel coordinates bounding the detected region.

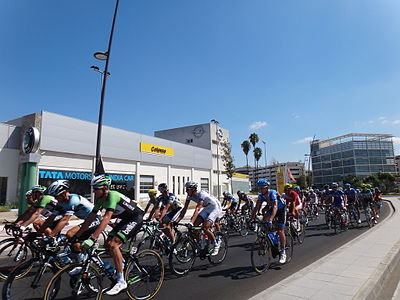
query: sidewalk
[{"left": 250, "top": 196, "right": 400, "bottom": 300}]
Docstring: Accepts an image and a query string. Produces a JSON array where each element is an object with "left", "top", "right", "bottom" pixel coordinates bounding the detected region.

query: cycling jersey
[
  {"left": 187, "top": 190, "right": 219, "bottom": 207},
  {"left": 52, "top": 194, "right": 93, "bottom": 219},
  {"left": 93, "top": 190, "right": 143, "bottom": 219},
  {"left": 35, "top": 195, "right": 57, "bottom": 218},
  {"left": 257, "top": 189, "right": 285, "bottom": 210},
  {"left": 308, "top": 192, "right": 318, "bottom": 204},
  {"left": 344, "top": 188, "right": 357, "bottom": 203},
  {"left": 157, "top": 193, "right": 183, "bottom": 211},
  {"left": 283, "top": 191, "right": 301, "bottom": 215},
  {"left": 331, "top": 189, "right": 345, "bottom": 207}
]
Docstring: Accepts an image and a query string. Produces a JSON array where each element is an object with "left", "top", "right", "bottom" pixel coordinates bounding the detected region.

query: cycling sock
[{"left": 116, "top": 272, "right": 124, "bottom": 282}]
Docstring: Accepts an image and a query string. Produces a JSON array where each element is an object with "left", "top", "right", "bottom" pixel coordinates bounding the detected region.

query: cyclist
[
  {"left": 344, "top": 183, "right": 361, "bottom": 224},
  {"left": 144, "top": 189, "right": 158, "bottom": 217},
  {"left": 308, "top": 189, "right": 319, "bottom": 217},
  {"left": 77, "top": 175, "right": 144, "bottom": 296},
  {"left": 14, "top": 189, "right": 36, "bottom": 223},
  {"left": 37, "top": 180, "right": 101, "bottom": 240},
  {"left": 237, "top": 190, "right": 254, "bottom": 215},
  {"left": 330, "top": 182, "right": 348, "bottom": 225},
  {"left": 252, "top": 179, "right": 287, "bottom": 264},
  {"left": 153, "top": 183, "right": 183, "bottom": 246},
  {"left": 373, "top": 187, "right": 382, "bottom": 219},
  {"left": 283, "top": 184, "right": 302, "bottom": 230},
  {"left": 16, "top": 185, "right": 57, "bottom": 232},
  {"left": 321, "top": 184, "right": 332, "bottom": 206},
  {"left": 177, "top": 181, "right": 223, "bottom": 256},
  {"left": 360, "top": 184, "right": 377, "bottom": 224},
  {"left": 222, "top": 191, "right": 239, "bottom": 214}
]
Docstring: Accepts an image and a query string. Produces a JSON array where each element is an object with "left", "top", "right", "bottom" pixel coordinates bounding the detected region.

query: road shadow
[{"left": 198, "top": 266, "right": 257, "bottom": 280}]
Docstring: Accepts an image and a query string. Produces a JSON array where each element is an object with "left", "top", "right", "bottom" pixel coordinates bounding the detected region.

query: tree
[
  {"left": 376, "top": 172, "right": 396, "bottom": 192},
  {"left": 221, "top": 141, "right": 235, "bottom": 193},
  {"left": 343, "top": 175, "right": 364, "bottom": 189},
  {"left": 241, "top": 140, "right": 251, "bottom": 175},
  {"left": 249, "top": 133, "right": 260, "bottom": 185},
  {"left": 254, "top": 147, "right": 262, "bottom": 183}
]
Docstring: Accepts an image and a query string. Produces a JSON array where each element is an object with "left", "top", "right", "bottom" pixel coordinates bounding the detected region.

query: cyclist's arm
[
  {"left": 91, "top": 210, "right": 113, "bottom": 240},
  {"left": 147, "top": 204, "right": 159, "bottom": 221},
  {"left": 176, "top": 199, "right": 190, "bottom": 223},
  {"left": 75, "top": 212, "right": 97, "bottom": 238},
  {"left": 48, "top": 214, "right": 72, "bottom": 237},
  {"left": 14, "top": 206, "right": 35, "bottom": 223},
  {"left": 158, "top": 204, "right": 170, "bottom": 221},
  {"left": 18, "top": 207, "right": 43, "bottom": 227},
  {"left": 191, "top": 201, "right": 203, "bottom": 223},
  {"left": 37, "top": 214, "right": 56, "bottom": 236},
  {"left": 267, "top": 202, "right": 278, "bottom": 222},
  {"left": 252, "top": 201, "right": 262, "bottom": 220}
]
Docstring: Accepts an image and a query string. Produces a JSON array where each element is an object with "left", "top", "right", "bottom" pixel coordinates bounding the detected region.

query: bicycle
[
  {"left": 2, "top": 235, "right": 68, "bottom": 300},
  {"left": 0, "top": 223, "right": 36, "bottom": 280},
  {"left": 347, "top": 203, "right": 361, "bottom": 229},
  {"left": 168, "top": 223, "right": 228, "bottom": 276},
  {"left": 250, "top": 221, "right": 294, "bottom": 274},
  {"left": 43, "top": 241, "right": 164, "bottom": 300},
  {"left": 287, "top": 213, "right": 305, "bottom": 244},
  {"left": 220, "top": 211, "right": 249, "bottom": 237}
]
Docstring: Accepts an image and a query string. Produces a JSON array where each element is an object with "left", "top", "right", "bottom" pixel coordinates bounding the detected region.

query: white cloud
[
  {"left": 293, "top": 137, "right": 313, "bottom": 144},
  {"left": 378, "top": 116, "right": 386, "bottom": 121},
  {"left": 392, "top": 137, "right": 400, "bottom": 145},
  {"left": 292, "top": 113, "right": 300, "bottom": 119},
  {"left": 368, "top": 120, "right": 374, "bottom": 124},
  {"left": 392, "top": 120, "right": 400, "bottom": 124},
  {"left": 249, "top": 121, "right": 267, "bottom": 130}
]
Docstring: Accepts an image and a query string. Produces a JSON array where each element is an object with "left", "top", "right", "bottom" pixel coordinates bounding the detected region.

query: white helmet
[
  {"left": 46, "top": 180, "right": 70, "bottom": 196},
  {"left": 91, "top": 175, "right": 112, "bottom": 188},
  {"left": 185, "top": 181, "right": 198, "bottom": 190}
]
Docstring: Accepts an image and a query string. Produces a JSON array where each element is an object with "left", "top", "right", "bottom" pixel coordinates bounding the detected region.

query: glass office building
[{"left": 311, "top": 133, "right": 395, "bottom": 187}]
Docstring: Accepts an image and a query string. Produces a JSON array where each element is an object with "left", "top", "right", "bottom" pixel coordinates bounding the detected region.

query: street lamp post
[
  {"left": 262, "top": 140, "right": 267, "bottom": 181},
  {"left": 211, "top": 119, "right": 221, "bottom": 200},
  {"left": 93, "top": 0, "right": 120, "bottom": 175}
]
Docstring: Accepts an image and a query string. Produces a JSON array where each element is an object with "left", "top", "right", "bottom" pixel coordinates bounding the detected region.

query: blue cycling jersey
[
  {"left": 257, "top": 189, "right": 285, "bottom": 209},
  {"left": 52, "top": 194, "right": 93, "bottom": 219},
  {"left": 344, "top": 188, "right": 357, "bottom": 202},
  {"left": 331, "top": 190, "right": 344, "bottom": 207}
]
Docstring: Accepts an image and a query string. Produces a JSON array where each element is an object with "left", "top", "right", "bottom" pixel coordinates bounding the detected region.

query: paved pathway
[{"left": 250, "top": 197, "right": 400, "bottom": 300}]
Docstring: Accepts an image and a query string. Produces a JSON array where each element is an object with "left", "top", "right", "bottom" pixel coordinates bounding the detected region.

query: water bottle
[
  {"left": 57, "top": 247, "right": 72, "bottom": 266},
  {"left": 268, "top": 233, "right": 279, "bottom": 246},
  {"left": 200, "top": 235, "right": 208, "bottom": 250},
  {"left": 103, "top": 261, "right": 116, "bottom": 276}
]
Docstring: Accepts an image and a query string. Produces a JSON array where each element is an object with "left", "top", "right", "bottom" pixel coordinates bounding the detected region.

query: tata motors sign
[
  {"left": 39, "top": 170, "right": 134, "bottom": 182},
  {"left": 140, "top": 142, "right": 174, "bottom": 156}
]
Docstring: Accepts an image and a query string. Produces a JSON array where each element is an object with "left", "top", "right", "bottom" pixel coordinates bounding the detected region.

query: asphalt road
[{"left": 0, "top": 202, "right": 390, "bottom": 300}]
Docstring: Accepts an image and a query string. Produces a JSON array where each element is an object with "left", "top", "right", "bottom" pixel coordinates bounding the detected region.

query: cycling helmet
[
  {"left": 344, "top": 183, "right": 351, "bottom": 188},
  {"left": 309, "top": 188, "right": 314, "bottom": 192},
  {"left": 148, "top": 189, "right": 157, "bottom": 196},
  {"left": 46, "top": 180, "right": 70, "bottom": 196},
  {"left": 91, "top": 175, "right": 111, "bottom": 188},
  {"left": 256, "top": 179, "right": 270, "bottom": 187},
  {"left": 293, "top": 186, "right": 301, "bottom": 192},
  {"left": 224, "top": 192, "right": 233, "bottom": 199},
  {"left": 31, "top": 185, "right": 46, "bottom": 193},
  {"left": 331, "top": 182, "right": 339, "bottom": 188},
  {"left": 158, "top": 183, "right": 168, "bottom": 192},
  {"left": 237, "top": 190, "right": 244, "bottom": 196},
  {"left": 185, "top": 181, "right": 198, "bottom": 190},
  {"left": 284, "top": 183, "right": 293, "bottom": 190},
  {"left": 323, "top": 184, "right": 329, "bottom": 189},
  {"left": 25, "top": 190, "right": 33, "bottom": 197}
]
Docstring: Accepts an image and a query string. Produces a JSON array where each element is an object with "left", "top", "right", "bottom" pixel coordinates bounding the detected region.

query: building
[
  {"left": 235, "top": 162, "right": 304, "bottom": 189},
  {"left": 395, "top": 155, "right": 400, "bottom": 174},
  {"left": 0, "top": 111, "right": 217, "bottom": 207},
  {"left": 155, "top": 123, "right": 250, "bottom": 195},
  {"left": 311, "top": 133, "right": 396, "bottom": 187}
]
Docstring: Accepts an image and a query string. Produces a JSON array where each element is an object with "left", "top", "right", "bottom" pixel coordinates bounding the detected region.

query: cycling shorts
[
  {"left": 162, "top": 208, "right": 183, "bottom": 223},
  {"left": 109, "top": 209, "right": 144, "bottom": 243},
  {"left": 266, "top": 208, "right": 286, "bottom": 227},
  {"left": 199, "top": 205, "right": 223, "bottom": 224}
]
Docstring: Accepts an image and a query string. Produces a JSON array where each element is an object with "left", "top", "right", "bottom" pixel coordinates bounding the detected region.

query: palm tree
[
  {"left": 249, "top": 133, "right": 259, "bottom": 185},
  {"left": 241, "top": 140, "right": 251, "bottom": 175},
  {"left": 254, "top": 147, "right": 262, "bottom": 183}
]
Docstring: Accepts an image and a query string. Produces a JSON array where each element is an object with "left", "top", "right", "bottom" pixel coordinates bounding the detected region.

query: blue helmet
[
  {"left": 256, "top": 179, "right": 270, "bottom": 187},
  {"left": 344, "top": 183, "right": 351, "bottom": 188}
]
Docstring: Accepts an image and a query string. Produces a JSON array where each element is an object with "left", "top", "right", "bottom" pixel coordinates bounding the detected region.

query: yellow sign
[
  {"left": 276, "top": 167, "right": 285, "bottom": 194},
  {"left": 232, "top": 172, "right": 249, "bottom": 179},
  {"left": 140, "top": 142, "right": 174, "bottom": 156}
]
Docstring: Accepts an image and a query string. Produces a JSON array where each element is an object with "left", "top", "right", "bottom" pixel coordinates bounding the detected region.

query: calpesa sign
[{"left": 140, "top": 142, "right": 174, "bottom": 156}]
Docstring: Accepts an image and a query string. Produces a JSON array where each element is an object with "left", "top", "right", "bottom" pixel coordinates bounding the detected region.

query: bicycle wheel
[
  {"left": 2, "top": 258, "right": 57, "bottom": 300},
  {"left": 239, "top": 217, "right": 249, "bottom": 237},
  {"left": 125, "top": 249, "right": 164, "bottom": 300},
  {"left": 251, "top": 237, "right": 271, "bottom": 273},
  {"left": 43, "top": 262, "right": 103, "bottom": 300},
  {"left": 219, "top": 216, "right": 229, "bottom": 237},
  {"left": 284, "top": 230, "right": 294, "bottom": 263},
  {"left": 296, "top": 222, "right": 306, "bottom": 244},
  {"left": 0, "top": 238, "right": 34, "bottom": 280},
  {"left": 365, "top": 208, "right": 372, "bottom": 228},
  {"left": 168, "top": 235, "right": 196, "bottom": 276},
  {"left": 208, "top": 232, "right": 228, "bottom": 265}
]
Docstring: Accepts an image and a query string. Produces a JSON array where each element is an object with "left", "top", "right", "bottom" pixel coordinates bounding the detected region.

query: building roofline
[{"left": 312, "top": 133, "right": 394, "bottom": 145}]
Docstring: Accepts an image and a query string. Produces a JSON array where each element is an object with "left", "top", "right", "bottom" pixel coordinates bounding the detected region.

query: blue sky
[{"left": 1, "top": 0, "right": 400, "bottom": 167}]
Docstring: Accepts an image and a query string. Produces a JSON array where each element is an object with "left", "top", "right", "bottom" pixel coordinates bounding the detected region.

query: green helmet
[{"left": 91, "top": 175, "right": 112, "bottom": 188}]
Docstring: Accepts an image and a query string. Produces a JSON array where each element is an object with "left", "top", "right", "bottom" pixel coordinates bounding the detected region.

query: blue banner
[{"left": 39, "top": 170, "right": 134, "bottom": 182}]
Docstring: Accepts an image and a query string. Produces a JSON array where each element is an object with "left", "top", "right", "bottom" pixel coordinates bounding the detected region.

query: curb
[{"left": 354, "top": 198, "right": 400, "bottom": 300}]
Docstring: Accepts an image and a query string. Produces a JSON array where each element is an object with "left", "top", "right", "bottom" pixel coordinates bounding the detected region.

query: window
[
  {"left": 356, "top": 157, "right": 369, "bottom": 165},
  {"left": 140, "top": 175, "right": 154, "bottom": 194},
  {"left": 182, "top": 176, "right": 186, "bottom": 191},
  {"left": 172, "top": 176, "right": 176, "bottom": 194},
  {"left": 356, "top": 166, "right": 370, "bottom": 173},
  {"left": 332, "top": 160, "right": 341, "bottom": 168},
  {"left": 0, "top": 177, "right": 7, "bottom": 205},
  {"left": 354, "top": 149, "right": 368, "bottom": 157},
  {"left": 178, "top": 176, "right": 181, "bottom": 195},
  {"left": 342, "top": 150, "right": 354, "bottom": 158},
  {"left": 200, "top": 178, "right": 209, "bottom": 192}
]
